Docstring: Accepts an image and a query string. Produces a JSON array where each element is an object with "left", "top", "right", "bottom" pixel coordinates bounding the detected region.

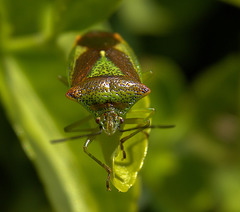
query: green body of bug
[
  {"left": 66, "top": 32, "right": 150, "bottom": 136},
  {"left": 52, "top": 31, "right": 174, "bottom": 192}
]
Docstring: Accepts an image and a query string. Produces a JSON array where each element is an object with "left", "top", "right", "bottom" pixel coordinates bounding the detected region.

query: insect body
[
  {"left": 66, "top": 32, "right": 150, "bottom": 135},
  {"left": 52, "top": 31, "right": 173, "bottom": 191}
]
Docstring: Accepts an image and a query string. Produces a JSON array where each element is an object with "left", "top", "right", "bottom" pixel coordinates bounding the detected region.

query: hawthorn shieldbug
[{"left": 52, "top": 31, "right": 174, "bottom": 191}]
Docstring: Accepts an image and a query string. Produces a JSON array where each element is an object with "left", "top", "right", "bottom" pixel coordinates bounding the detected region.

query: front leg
[
  {"left": 119, "top": 108, "right": 174, "bottom": 160},
  {"left": 64, "top": 115, "right": 96, "bottom": 132},
  {"left": 119, "top": 108, "right": 154, "bottom": 160},
  {"left": 83, "top": 137, "right": 112, "bottom": 191},
  {"left": 120, "top": 119, "right": 151, "bottom": 160}
]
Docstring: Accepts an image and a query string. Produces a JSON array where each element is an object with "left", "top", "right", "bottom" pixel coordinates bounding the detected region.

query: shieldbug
[{"left": 52, "top": 31, "right": 174, "bottom": 191}]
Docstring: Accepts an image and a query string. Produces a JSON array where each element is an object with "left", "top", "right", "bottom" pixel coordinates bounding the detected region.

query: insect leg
[
  {"left": 126, "top": 108, "right": 155, "bottom": 121},
  {"left": 120, "top": 119, "right": 150, "bottom": 160},
  {"left": 119, "top": 109, "right": 153, "bottom": 160},
  {"left": 64, "top": 115, "right": 95, "bottom": 132},
  {"left": 83, "top": 137, "right": 112, "bottom": 191}
]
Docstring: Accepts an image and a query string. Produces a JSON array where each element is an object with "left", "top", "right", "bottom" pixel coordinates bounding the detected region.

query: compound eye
[
  {"left": 119, "top": 117, "right": 124, "bottom": 124},
  {"left": 96, "top": 117, "right": 100, "bottom": 124}
]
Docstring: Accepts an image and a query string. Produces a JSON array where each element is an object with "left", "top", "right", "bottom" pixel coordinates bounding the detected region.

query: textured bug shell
[
  {"left": 66, "top": 31, "right": 150, "bottom": 118},
  {"left": 66, "top": 76, "right": 150, "bottom": 117}
]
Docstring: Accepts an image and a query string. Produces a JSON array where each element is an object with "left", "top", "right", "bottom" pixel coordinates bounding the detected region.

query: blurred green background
[{"left": 0, "top": 0, "right": 239, "bottom": 211}]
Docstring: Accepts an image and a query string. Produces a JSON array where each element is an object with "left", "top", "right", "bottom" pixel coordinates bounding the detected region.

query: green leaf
[{"left": 0, "top": 56, "right": 95, "bottom": 212}]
